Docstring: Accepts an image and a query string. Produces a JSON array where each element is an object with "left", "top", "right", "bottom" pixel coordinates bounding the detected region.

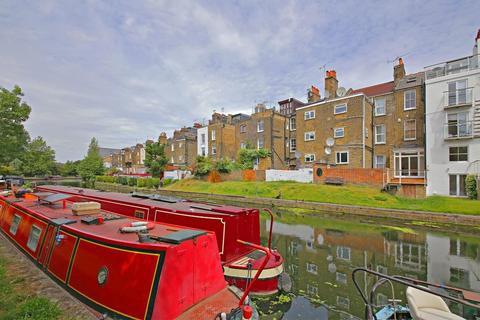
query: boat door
[{"left": 38, "top": 224, "right": 55, "bottom": 268}]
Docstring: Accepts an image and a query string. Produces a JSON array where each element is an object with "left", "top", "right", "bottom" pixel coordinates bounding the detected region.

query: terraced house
[
  {"left": 161, "top": 125, "right": 199, "bottom": 169},
  {"left": 295, "top": 71, "right": 374, "bottom": 168},
  {"left": 352, "top": 59, "right": 426, "bottom": 195}
]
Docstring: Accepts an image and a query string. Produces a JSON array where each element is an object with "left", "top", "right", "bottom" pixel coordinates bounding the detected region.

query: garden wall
[{"left": 265, "top": 169, "right": 313, "bottom": 183}]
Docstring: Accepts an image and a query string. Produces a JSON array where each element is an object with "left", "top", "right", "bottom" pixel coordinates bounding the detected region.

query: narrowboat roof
[
  {"left": 37, "top": 185, "right": 253, "bottom": 215},
  {"left": 1, "top": 193, "right": 209, "bottom": 250}
]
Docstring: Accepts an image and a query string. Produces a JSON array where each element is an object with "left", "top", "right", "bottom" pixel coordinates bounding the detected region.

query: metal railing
[
  {"left": 425, "top": 54, "right": 480, "bottom": 80},
  {"left": 443, "top": 88, "right": 473, "bottom": 108},
  {"left": 444, "top": 121, "right": 473, "bottom": 139},
  {"left": 352, "top": 267, "right": 480, "bottom": 320}
]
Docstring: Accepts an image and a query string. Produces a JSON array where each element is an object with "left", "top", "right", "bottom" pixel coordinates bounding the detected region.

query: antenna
[{"left": 387, "top": 52, "right": 411, "bottom": 64}]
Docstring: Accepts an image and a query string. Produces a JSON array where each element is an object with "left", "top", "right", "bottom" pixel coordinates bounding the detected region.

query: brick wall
[{"left": 313, "top": 164, "right": 385, "bottom": 186}]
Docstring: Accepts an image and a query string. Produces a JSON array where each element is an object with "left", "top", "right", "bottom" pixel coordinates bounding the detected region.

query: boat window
[
  {"left": 134, "top": 210, "right": 145, "bottom": 219},
  {"left": 9, "top": 214, "right": 21, "bottom": 235},
  {"left": 27, "top": 225, "right": 42, "bottom": 251}
]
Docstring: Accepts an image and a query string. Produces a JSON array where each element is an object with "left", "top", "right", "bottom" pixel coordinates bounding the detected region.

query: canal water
[{"left": 257, "top": 213, "right": 480, "bottom": 320}]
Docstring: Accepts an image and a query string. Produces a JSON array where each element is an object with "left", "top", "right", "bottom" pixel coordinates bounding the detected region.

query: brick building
[
  {"left": 352, "top": 59, "right": 425, "bottom": 184},
  {"left": 278, "top": 97, "right": 306, "bottom": 168},
  {"left": 295, "top": 71, "right": 374, "bottom": 168},
  {"left": 161, "top": 125, "right": 198, "bottom": 169},
  {"left": 101, "top": 144, "right": 146, "bottom": 173}
]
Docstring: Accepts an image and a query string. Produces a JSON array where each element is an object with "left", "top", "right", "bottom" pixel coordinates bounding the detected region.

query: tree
[
  {"left": 60, "top": 160, "right": 81, "bottom": 177},
  {"left": 194, "top": 156, "right": 213, "bottom": 176},
  {"left": 77, "top": 138, "right": 105, "bottom": 186},
  {"left": 237, "top": 147, "right": 271, "bottom": 169},
  {"left": 20, "top": 137, "right": 56, "bottom": 177},
  {"left": 0, "top": 85, "right": 31, "bottom": 165},
  {"left": 144, "top": 142, "right": 168, "bottom": 178}
]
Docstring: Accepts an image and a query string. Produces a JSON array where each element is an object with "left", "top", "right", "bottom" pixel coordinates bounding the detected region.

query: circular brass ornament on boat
[{"left": 97, "top": 266, "right": 108, "bottom": 286}]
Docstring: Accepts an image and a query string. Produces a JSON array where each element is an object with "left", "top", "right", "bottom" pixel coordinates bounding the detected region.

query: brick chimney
[
  {"left": 324, "top": 70, "right": 338, "bottom": 99},
  {"left": 307, "top": 85, "right": 321, "bottom": 103},
  {"left": 394, "top": 58, "right": 406, "bottom": 84},
  {"left": 473, "top": 29, "right": 480, "bottom": 57},
  {"left": 158, "top": 132, "right": 167, "bottom": 145},
  {"left": 193, "top": 122, "right": 202, "bottom": 128}
]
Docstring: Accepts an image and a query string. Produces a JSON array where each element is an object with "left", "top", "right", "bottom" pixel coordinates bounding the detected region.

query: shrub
[
  {"left": 466, "top": 175, "right": 478, "bottom": 200},
  {"left": 194, "top": 156, "right": 213, "bottom": 176},
  {"left": 116, "top": 176, "right": 128, "bottom": 185},
  {"left": 214, "top": 158, "right": 234, "bottom": 173},
  {"left": 137, "top": 178, "right": 146, "bottom": 188},
  {"left": 162, "top": 178, "right": 175, "bottom": 187},
  {"left": 127, "top": 177, "right": 137, "bottom": 187}
]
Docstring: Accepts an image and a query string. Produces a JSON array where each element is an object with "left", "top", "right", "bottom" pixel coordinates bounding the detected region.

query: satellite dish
[
  {"left": 336, "top": 87, "right": 347, "bottom": 97},
  {"left": 326, "top": 137, "right": 335, "bottom": 147},
  {"left": 324, "top": 147, "right": 332, "bottom": 155}
]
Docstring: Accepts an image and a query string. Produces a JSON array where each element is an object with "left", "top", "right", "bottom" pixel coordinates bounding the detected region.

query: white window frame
[
  {"left": 240, "top": 125, "right": 246, "bottom": 133},
  {"left": 289, "top": 117, "right": 296, "bottom": 131},
  {"left": 201, "top": 133, "right": 206, "bottom": 144},
  {"left": 336, "top": 246, "right": 351, "bottom": 260},
  {"left": 240, "top": 142, "right": 246, "bottom": 149},
  {"left": 304, "top": 110, "right": 315, "bottom": 120},
  {"left": 334, "top": 103, "right": 347, "bottom": 115},
  {"left": 27, "top": 225, "right": 42, "bottom": 252},
  {"left": 449, "top": 146, "right": 468, "bottom": 162},
  {"left": 375, "top": 124, "right": 386, "bottom": 144},
  {"left": 171, "top": 144, "right": 174, "bottom": 151},
  {"left": 9, "top": 214, "right": 21, "bottom": 235},
  {"left": 335, "top": 151, "right": 349, "bottom": 164},
  {"left": 334, "top": 127, "right": 345, "bottom": 138},
  {"left": 304, "top": 154, "right": 315, "bottom": 163},
  {"left": 374, "top": 97, "right": 386, "bottom": 116},
  {"left": 211, "top": 144, "right": 217, "bottom": 155},
  {"left": 404, "top": 119, "right": 416, "bottom": 141},
  {"left": 257, "top": 120, "right": 264, "bottom": 133},
  {"left": 375, "top": 155, "right": 386, "bottom": 168},
  {"left": 404, "top": 90, "right": 416, "bottom": 110},
  {"left": 304, "top": 131, "right": 316, "bottom": 141},
  {"left": 290, "top": 138, "right": 296, "bottom": 152},
  {"left": 449, "top": 174, "right": 467, "bottom": 197},
  {"left": 211, "top": 129, "right": 216, "bottom": 141},
  {"left": 306, "top": 262, "right": 318, "bottom": 274},
  {"left": 257, "top": 137, "right": 264, "bottom": 149}
]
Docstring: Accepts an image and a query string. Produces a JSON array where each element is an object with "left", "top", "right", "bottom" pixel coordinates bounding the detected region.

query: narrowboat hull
[
  {"left": 36, "top": 185, "right": 285, "bottom": 295},
  {"left": 0, "top": 192, "right": 252, "bottom": 320}
]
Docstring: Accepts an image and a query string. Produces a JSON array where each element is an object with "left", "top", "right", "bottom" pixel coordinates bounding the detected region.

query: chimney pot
[{"left": 476, "top": 29, "right": 480, "bottom": 41}]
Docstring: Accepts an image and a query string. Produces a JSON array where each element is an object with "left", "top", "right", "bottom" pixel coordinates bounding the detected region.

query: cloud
[{"left": 0, "top": 0, "right": 479, "bottom": 161}]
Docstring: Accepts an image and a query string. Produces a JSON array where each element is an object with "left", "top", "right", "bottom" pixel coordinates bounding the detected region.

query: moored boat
[
  {"left": 0, "top": 190, "right": 260, "bottom": 320},
  {"left": 35, "top": 185, "right": 285, "bottom": 295}
]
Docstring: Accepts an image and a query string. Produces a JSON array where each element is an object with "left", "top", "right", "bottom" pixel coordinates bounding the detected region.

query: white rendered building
[
  {"left": 425, "top": 31, "right": 480, "bottom": 196},
  {"left": 196, "top": 126, "right": 208, "bottom": 157}
]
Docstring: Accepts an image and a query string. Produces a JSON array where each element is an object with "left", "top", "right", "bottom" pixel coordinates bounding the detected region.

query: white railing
[
  {"left": 443, "top": 88, "right": 473, "bottom": 108},
  {"left": 425, "top": 54, "right": 479, "bottom": 80},
  {"left": 444, "top": 121, "right": 473, "bottom": 139}
]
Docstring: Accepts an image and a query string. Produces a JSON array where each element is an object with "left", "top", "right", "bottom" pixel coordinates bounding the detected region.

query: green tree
[
  {"left": 20, "top": 137, "right": 56, "bottom": 177},
  {"left": 145, "top": 142, "right": 168, "bottom": 177},
  {"left": 0, "top": 85, "right": 31, "bottom": 165},
  {"left": 77, "top": 137, "right": 105, "bottom": 186},
  {"left": 60, "top": 160, "right": 81, "bottom": 176},
  {"left": 237, "top": 147, "right": 271, "bottom": 169},
  {"left": 194, "top": 156, "right": 213, "bottom": 176}
]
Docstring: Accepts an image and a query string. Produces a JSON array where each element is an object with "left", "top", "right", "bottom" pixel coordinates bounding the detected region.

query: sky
[{"left": 1, "top": 0, "right": 479, "bottom": 162}]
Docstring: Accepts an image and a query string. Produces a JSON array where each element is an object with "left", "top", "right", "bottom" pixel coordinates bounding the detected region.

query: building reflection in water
[{"left": 260, "top": 218, "right": 480, "bottom": 320}]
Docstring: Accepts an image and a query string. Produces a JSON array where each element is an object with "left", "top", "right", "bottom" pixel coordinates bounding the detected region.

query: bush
[
  {"left": 194, "top": 156, "right": 213, "bottom": 176},
  {"left": 96, "top": 175, "right": 115, "bottom": 183},
  {"left": 162, "top": 178, "right": 176, "bottom": 187},
  {"left": 214, "top": 158, "right": 234, "bottom": 173},
  {"left": 127, "top": 177, "right": 137, "bottom": 187},
  {"left": 116, "top": 176, "right": 128, "bottom": 185},
  {"left": 466, "top": 175, "right": 478, "bottom": 200},
  {"left": 137, "top": 178, "right": 146, "bottom": 188}
]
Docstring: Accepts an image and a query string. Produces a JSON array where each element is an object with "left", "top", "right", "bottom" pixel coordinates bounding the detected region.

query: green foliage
[
  {"left": 96, "top": 175, "right": 116, "bottom": 183},
  {"left": 466, "top": 175, "right": 478, "bottom": 200},
  {"left": 77, "top": 137, "right": 105, "bottom": 186},
  {"left": 20, "top": 137, "right": 56, "bottom": 177},
  {"left": 116, "top": 176, "right": 128, "bottom": 185},
  {"left": 0, "top": 85, "right": 31, "bottom": 165},
  {"left": 145, "top": 142, "right": 168, "bottom": 178},
  {"left": 236, "top": 147, "right": 271, "bottom": 169},
  {"left": 214, "top": 158, "right": 234, "bottom": 173},
  {"left": 59, "top": 160, "right": 81, "bottom": 177},
  {"left": 127, "top": 177, "right": 137, "bottom": 186},
  {"left": 194, "top": 156, "right": 213, "bottom": 176},
  {"left": 162, "top": 177, "right": 176, "bottom": 187}
]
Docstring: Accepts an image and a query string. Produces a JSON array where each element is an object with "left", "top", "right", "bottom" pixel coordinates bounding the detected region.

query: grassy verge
[
  {"left": 165, "top": 179, "right": 480, "bottom": 215},
  {"left": 0, "top": 255, "right": 62, "bottom": 320}
]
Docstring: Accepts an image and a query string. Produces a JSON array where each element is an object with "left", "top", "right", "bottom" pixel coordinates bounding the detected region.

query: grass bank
[
  {"left": 165, "top": 179, "right": 480, "bottom": 215},
  {"left": 0, "top": 255, "right": 62, "bottom": 320}
]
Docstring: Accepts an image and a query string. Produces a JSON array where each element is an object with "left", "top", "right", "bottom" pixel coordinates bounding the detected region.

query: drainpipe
[{"left": 362, "top": 95, "right": 366, "bottom": 168}]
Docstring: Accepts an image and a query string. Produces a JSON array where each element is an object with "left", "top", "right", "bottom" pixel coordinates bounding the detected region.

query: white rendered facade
[
  {"left": 196, "top": 126, "right": 208, "bottom": 157},
  {"left": 425, "top": 34, "right": 480, "bottom": 196}
]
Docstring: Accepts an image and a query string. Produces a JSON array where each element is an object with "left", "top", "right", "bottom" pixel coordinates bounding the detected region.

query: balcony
[
  {"left": 443, "top": 88, "right": 473, "bottom": 109},
  {"left": 444, "top": 121, "right": 473, "bottom": 140},
  {"left": 425, "top": 54, "right": 479, "bottom": 80}
]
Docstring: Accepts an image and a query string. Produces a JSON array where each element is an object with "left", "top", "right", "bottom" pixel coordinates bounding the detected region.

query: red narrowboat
[
  {"left": 0, "top": 190, "right": 260, "bottom": 320},
  {"left": 36, "top": 185, "right": 284, "bottom": 295}
]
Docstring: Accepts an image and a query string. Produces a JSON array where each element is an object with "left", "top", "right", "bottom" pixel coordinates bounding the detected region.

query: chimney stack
[
  {"left": 394, "top": 58, "right": 406, "bottom": 84},
  {"left": 324, "top": 70, "right": 338, "bottom": 99},
  {"left": 307, "top": 85, "right": 321, "bottom": 103},
  {"left": 158, "top": 132, "right": 167, "bottom": 145}
]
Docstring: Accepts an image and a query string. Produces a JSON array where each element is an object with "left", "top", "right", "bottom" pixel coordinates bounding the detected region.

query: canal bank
[{"left": 94, "top": 182, "right": 480, "bottom": 230}]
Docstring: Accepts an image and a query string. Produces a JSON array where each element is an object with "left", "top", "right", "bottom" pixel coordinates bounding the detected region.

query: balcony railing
[
  {"left": 443, "top": 88, "right": 473, "bottom": 108},
  {"left": 425, "top": 54, "right": 479, "bottom": 80},
  {"left": 444, "top": 120, "right": 473, "bottom": 139}
]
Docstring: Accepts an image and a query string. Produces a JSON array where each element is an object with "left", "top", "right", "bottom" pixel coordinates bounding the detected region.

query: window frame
[
  {"left": 211, "top": 129, "right": 216, "bottom": 141},
  {"left": 304, "top": 131, "right": 316, "bottom": 141},
  {"left": 290, "top": 138, "right": 296, "bottom": 152},
  {"left": 449, "top": 146, "right": 468, "bottom": 162},
  {"left": 375, "top": 124, "right": 386, "bottom": 144},
  {"left": 334, "top": 103, "right": 347, "bottom": 115},
  {"left": 257, "top": 137, "right": 264, "bottom": 149},
  {"left": 211, "top": 143, "right": 217, "bottom": 155},
  {"left": 257, "top": 120, "right": 264, "bottom": 133},
  {"left": 335, "top": 151, "right": 349, "bottom": 165},
  {"left": 404, "top": 89, "right": 416, "bottom": 110},
  {"left": 240, "top": 125, "right": 246, "bottom": 133},
  {"left": 404, "top": 119, "right": 417, "bottom": 141},
  {"left": 375, "top": 155, "right": 386, "bottom": 168},
  {"left": 374, "top": 97, "right": 386, "bottom": 116},
  {"left": 9, "top": 214, "right": 21, "bottom": 235},
  {"left": 27, "top": 225, "right": 42, "bottom": 252},
  {"left": 304, "top": 154, "right": 315, "bottom": 163},
  {"left": 289, "top": 117, "right": 296, "bottom": 131},
  {"left": 334, "top": 127, "right": 345, "bottom": 138},
  {"left": 304, "top": 110, "right": 315, "bottom": 120}
]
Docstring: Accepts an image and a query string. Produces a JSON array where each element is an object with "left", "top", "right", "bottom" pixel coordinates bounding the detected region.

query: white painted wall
[
  {"left": 197, "top": 127, "right": 208, "bottom": 157},
  {"left": 164, "top": 170, "right": 191, "bottom": 180},
  {"left": 265, "top": 169, "right": 313, "bottom": 183},
  {"left": 425, "top": 67, "right": 480, "bottom": 196}
]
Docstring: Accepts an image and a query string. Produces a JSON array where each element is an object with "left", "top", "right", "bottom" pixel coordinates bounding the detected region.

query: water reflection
[{"left": 259, "top": 216, "right": 480, "bottom": 319}]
